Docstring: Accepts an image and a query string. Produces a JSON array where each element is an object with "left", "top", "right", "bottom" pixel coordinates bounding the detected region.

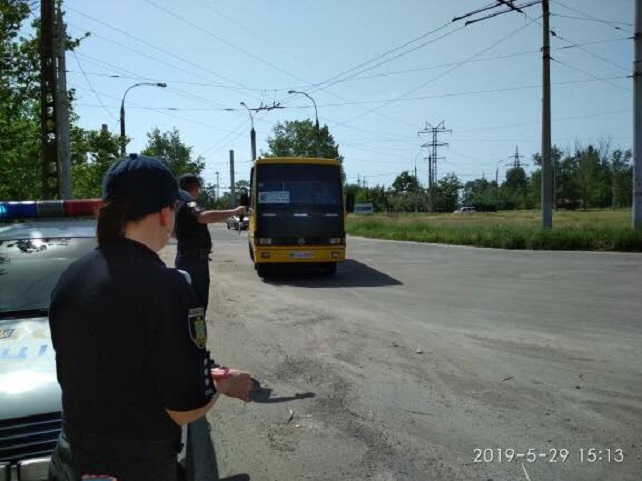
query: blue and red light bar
[{"left": 0, "top": 199, "right": 102, "bottom": 221}]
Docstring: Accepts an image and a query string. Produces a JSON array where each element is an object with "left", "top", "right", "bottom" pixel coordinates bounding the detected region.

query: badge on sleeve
[{"left": 188, "top": 308, "right": 207, "bottom": 349}]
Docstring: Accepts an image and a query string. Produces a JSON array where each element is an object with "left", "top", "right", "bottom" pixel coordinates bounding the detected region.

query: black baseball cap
[
  {"left": 102, "top": 153, "right": 179, "bottom": 219},
  {"left": 178, "top": 173, "right": 201, "bottom": 190}
]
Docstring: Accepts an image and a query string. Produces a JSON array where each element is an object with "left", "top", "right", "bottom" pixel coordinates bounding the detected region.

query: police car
[{"left": 0, "top": 200, "right": 100, "bottom": 481}]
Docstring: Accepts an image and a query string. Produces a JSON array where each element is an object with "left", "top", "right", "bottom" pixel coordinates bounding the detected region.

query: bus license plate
[{"left": 290, "top": 252, "right": 314, "bottom": 258}]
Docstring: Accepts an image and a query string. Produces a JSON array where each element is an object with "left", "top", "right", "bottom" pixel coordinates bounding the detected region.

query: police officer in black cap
[
  {"left": 48, "top": 154, "right": 252, "bottom": 481},
  {"left": 175, "top": 173, "right": 245, "bottom": 312}
]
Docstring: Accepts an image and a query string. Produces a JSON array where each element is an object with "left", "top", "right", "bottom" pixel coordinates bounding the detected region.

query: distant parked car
[
  {"left": 226, "top": 215, "right": 248, "bottom": 230},
  {"left": 453, "top": 206, "right": 477, "bottom": 213}
]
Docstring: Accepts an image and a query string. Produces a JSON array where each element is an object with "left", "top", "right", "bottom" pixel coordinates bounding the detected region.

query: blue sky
[{"left": 62, "top": 0, "right": 633, "bottom": 191}]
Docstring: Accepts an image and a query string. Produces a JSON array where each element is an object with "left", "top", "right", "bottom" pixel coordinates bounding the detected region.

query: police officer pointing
[
  {"left": 175, "top": 173, "right": 245, "bottom": 312},
  {"left": 48, "top": 155, "right": 252, "bottom": 481}
]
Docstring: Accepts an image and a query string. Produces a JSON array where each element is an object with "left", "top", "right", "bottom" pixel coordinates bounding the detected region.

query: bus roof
[{"left": 253, "top": 157, "right": 341, "bottom": 167}]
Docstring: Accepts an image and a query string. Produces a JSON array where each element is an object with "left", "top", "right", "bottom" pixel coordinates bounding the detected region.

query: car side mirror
[{"left": 346, "top": 192, "right": 355, "bottom": 213}]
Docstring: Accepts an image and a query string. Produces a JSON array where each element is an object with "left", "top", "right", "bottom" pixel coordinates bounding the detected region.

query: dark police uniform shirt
[
  {"left": 49, "top": 237, "right": 215, "bottom": 441},
  {"left": 175, "top": 190, "right": 212, "bottom": 252}
]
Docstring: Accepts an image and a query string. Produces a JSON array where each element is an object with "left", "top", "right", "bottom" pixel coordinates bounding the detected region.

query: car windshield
[
  {"left": 0, "top": 237, "right": 96, "bottom": 315},
  {"left": 257, "top": 164, "right": 342, "bottom": 209}
]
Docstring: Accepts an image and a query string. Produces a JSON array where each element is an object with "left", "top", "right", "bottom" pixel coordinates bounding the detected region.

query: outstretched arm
[{"left": 197, "top": 206, "right": 246, "bottom": 224}]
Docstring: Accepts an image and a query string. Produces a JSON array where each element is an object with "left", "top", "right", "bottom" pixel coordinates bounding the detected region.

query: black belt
[{"left": 63, "top": 422, "right": 182, "bottom": 461}]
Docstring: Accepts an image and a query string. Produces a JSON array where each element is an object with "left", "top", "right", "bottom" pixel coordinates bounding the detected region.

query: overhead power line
[
  {"left": 308, "top": 24, "right": 467, "bottom": 95},
  {"left": 550, "top": 0, "right": 633, "bottom": 30},
  {"left": 66, "top": 7, "right": 253, "bottom": 91},
  {"left": 331, "top": 15, "right": 539, "bottom": 130},
  {"left": 552, "top": 58, "right": 630, "bottom": 92},
  {"left": 552, "top": 13, "right": 633, "bottom": 30},
  {"left": 511, "top": 6, "right": 632, "bottom": 74},
  {"left": 71, "top": 51, "right": 118, "bottom": 122},
  {"left": 142, "top": 0, "right": 311, "bottom": 85}
]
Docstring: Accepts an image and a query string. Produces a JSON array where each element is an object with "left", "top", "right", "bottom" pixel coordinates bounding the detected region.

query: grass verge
[{"left": 346, "top": 210, "right": 642, "bottom": 252}]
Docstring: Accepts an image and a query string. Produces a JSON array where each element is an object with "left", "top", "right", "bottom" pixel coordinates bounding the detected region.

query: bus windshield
[{"left": 256, "top": 164, "right": 342, "bottom": 208}]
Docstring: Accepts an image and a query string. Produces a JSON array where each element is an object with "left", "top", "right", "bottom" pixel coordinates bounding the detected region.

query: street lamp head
[
  {"left": 240, "top": 101, "right": 247, "bottom": 107},
  {"left": 156, "top": 82, "right": 167, "bottom": 88},
  {"left": 287, "top": 90, "right": 297, "bottom": 95}
]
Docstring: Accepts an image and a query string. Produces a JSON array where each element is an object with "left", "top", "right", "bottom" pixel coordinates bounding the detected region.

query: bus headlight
[
  {"left": 258, "top": 238, "right": 272, "bottom": 245},
  {"left": 328, "top": 238, "right": 343, "bottom": 245}
]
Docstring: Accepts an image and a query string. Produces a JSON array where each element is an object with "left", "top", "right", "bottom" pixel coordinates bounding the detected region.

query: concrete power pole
[
  {"left": 56, "top": 1, "right": 71, "bottom": 199},
  {"left": 229, "top": 150, "right": 236, "bottom": 208},
  {"left": 216, "top": 171, "right": 220, "bottom": 200},
  {"left": 634, "top": 0, "right": 642, "bottom": 229},
  {"left": 541, "top": 0, "right": 553, "bottom": 229},
  {"left": 40, "top": 0, "right": 58, "bottom": 199},
  {"left": 453, "top": 0, "right": 551, "bottom": 227}
]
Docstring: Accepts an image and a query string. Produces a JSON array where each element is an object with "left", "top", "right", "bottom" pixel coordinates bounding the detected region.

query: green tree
[
  {"left": 391, "top": 170, "right": 421, "bottom": 194},
  {"left": 264, "top": 119, "right": 342, "bottom": 161},
  {"left": 462, "top": 177, "right": 497, "bottom": 209},
  {"left": 0, "top": 0, "right": 41, "bottom": 200},
  {"left": 142, "top": 127, "right": 206, "bottom": 180},
  {"left": 235, "top": 179, "right": 249, "bottom": 196},
  {"left": 389, "top": 170, "right": 425, "bottom": 212},
  {"left": 434, "top": 173, "right": 462, "bottom": 212},
  {"left": 70, "top": 126, "right": 121, "bottom": 198},
  {"left": 0, "top": 1, "right": 89, "bottom": 200},
  {"left": 609, "top": 149, "right": 632, "bottom": 208}
]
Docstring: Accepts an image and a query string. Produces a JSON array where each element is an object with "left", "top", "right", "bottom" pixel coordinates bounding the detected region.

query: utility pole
[
  {"left": 453, "top": 0, "right": 551, "bottom": 228},
  {"left": 419, "top": 121, "right": 451, "bottom": 212},
  {"left": 55, "top": 1, "right": 71, "bottom": 199},
  {"left": 40, "top": 0, "right": 58, "bottom": 199},
  {"left": 634, "top": 0, "right": 642, "bottom": 229},
  {"left": 414, "top": 162, "right": 419, "bottom": 212},
  {"left": 229, "top": 150, "right": 236, "bottom": 208},
  {"left": 216, "top": 171, "right": 220, "bottom": 200},
  {"left": 541, "top": 0, "right": 553, "bottom": 228}
]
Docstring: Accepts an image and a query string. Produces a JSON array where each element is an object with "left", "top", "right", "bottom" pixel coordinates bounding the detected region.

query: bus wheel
[
  {"left": 322, "top": 263, "right": 337, "bottom": 275},
  {"left": 256, "top": 263, "right": 269, "bottom": 278}
]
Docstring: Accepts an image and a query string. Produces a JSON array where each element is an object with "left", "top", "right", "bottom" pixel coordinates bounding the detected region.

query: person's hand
[
  {"left": 235, "top": 205, "right": 247, "bottom": 216},
  {"left": 211, "top": 368, "right": 252, "bottom": 402}
]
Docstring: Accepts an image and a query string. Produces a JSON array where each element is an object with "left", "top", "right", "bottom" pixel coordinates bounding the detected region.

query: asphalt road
[{"left": 161, "top": 226, "right": 642, "bottom": 481}]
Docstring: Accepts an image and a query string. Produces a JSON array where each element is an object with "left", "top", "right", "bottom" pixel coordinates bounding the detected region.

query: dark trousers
[
  {"left": 175, "top": 249, "right": 211, "bottom": 313},
  {"left": 48, "top": 430, "right": 183, "bottom": 481}
]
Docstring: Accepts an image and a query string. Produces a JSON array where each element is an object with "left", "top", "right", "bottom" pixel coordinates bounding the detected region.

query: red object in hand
[{"left": 212, "top": 366, "right": 232, "bottom": 381}]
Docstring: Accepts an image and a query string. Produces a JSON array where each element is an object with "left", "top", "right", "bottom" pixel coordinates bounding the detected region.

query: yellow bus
[{"left": 247, "top": 157, "right": 354, "bottom": 277}]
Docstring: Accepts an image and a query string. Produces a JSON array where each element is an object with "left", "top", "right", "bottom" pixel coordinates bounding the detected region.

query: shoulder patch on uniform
[
  {"left": 188, "top": 308, "right": 207, "bottom": 349},
  {"left": 187, "top": 201, "right": 197, "bottom": 208}
]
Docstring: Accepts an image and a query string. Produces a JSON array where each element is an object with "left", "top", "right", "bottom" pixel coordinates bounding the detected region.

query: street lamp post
[
  {"left": 288, "top": 89, "right": 319, "bottom": 157},
  {"left": 240, "top": 102, "right": 257, "bottom": 161},
  {"left": 120, "top": 82, "right": 167, "bottom": 157}
]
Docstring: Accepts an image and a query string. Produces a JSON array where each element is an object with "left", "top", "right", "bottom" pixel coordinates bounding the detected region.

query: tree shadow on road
[{"left": 264, "top": 259, "right": 402, "bottom": 288}]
